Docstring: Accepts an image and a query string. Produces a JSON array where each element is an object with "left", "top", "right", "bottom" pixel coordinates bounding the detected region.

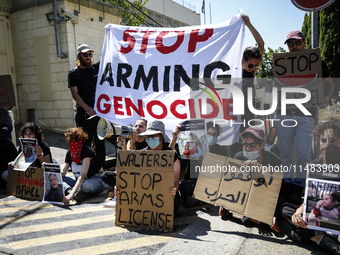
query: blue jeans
[
  {"left": 274, "top": 114, "right": 314, "bottom": 187},
  {"left": 63, "top": 173, "right": 105, "bottom": 195}
]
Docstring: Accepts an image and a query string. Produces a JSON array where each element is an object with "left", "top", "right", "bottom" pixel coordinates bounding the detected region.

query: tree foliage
[
  {"left": 104, "top": 0, "right": 148, "bottom": 26},
  {"left": 257, "top": 47, "right": 286, "bottom": 78},
  {"left": 302, "top": 2, "right": 340, "bottom": 78}
]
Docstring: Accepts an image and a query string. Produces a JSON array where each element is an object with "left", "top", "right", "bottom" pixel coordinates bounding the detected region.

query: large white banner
[{"left": 95, "top": 14, "right": 245, "bottom": 145}]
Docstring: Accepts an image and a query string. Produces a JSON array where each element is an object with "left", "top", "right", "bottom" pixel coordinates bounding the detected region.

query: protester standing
[
  {"left": 68, "top": 43, "right": 105, "bottom": 165},
  {"left": 275, "top": 30, "right": 334, "bottom": 210},
  {"left": 240, "top": 14, "right": 265, "bottom": 133}
]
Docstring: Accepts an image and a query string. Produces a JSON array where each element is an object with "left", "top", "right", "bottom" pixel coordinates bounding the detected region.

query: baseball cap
[
  {"left": 138, "top": 120, "right": 170, "bottom": 142},
  {"left": 241, "top": 126, "right": 265, "bottom": 141},
  {"left": 77, "top": 43, "right": 93, "bottom": 54},
  {"left": 284, "top": 30, "right": 305, "bottom": 44}
]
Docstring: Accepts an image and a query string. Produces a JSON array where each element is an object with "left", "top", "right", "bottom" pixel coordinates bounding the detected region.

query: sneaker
[
  {"left": 219, "top": 206, "right": 230, "bottom": 219},
  {"left": 73, "top": 191, "right": 89, "bottom": 203},
  {"left": 185, "top": 196, "right": 202, "bottom": 207},
  {"left": 270, "top": 217, "right": 280, "bottom": 233}
]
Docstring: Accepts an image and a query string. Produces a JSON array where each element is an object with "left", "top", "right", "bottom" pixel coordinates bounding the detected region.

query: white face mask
[
  {"left": 116, "top": 141, "right": 122, "bottom": 147},
  {"left": 243, "top": 148, "right": 260, "bottom": 160},
  {"left": 145, "top": 137, "right": 160, "bottom": 149},
  {"left": 208, "top": 135, "right": 218, "bottom": 146}
]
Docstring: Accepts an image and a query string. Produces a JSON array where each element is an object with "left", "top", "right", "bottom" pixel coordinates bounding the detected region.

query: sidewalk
[
  {"left": 15, "top": 125, "right": 329, "bottom": 255},
  {"left": 157, "top": 206, "right": 328, "bottom": 255}
]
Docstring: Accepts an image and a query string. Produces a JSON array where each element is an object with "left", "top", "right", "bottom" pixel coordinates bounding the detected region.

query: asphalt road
[{"left": 0, "top": 126, "right": 330, "bottom": 255}]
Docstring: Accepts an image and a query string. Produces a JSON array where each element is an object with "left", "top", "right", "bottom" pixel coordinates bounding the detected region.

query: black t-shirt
[
  {"left": 136, "top": 140, "right": 148, "bottom": 150},
  {"left": 209, "top": 143, "right": 227, "bottom": 157},
  {"left": 18, "top": 141, "right": 52, "bottom": 168},
  {"left": 68, "top": 62, "right": 100, "bottom": 112},
  {"left": 234, "top": 150, "right": 282, "bottom": 166},
  {"left": 65, "top": 145, "right": 102, "bottom": 179}
]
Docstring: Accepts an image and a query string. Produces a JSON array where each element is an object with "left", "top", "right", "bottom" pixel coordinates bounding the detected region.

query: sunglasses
[
  {"left": 247, "top": 64, "right": 260, "bottom": 69},
  {"left": 287, "top": 40, "right": 303, "bottom": 47},
  {"left": 82, "top": 53, "right": 93, "bottom": 58},
  {"left": 242, "top": 142, "right": 259, "bottom": 149}
]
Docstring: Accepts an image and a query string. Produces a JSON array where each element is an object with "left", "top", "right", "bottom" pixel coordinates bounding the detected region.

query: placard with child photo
[{"left": 303, "top": 177, "right": 340, "bottom": 235}]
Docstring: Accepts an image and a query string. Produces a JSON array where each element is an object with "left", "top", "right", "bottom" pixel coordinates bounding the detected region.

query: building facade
[{"left": 1, "top": 0, "right": 200, "bottom": 130}]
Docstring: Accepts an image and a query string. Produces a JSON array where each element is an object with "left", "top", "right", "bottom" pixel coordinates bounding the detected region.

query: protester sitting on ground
[
  {"left": 3, "top": 122, "right": 53, "bottom": 182},
  {"left": 281, "top": 117, "right": 340, "bottom": 254},
  {"left": 179, "top": 122, "right": 228, "bottom": 207},
  {"left": 19, "top": 122, "right": 52, "bottom": 167},
  {"left": 44, "top": 173, "right": 63, "bottom": 202},
  {"left": 115, "top": 120, "right": 181, "bottom": 213},
  {"left": 0, "top": 126, "right": 17, "bottom": 190},
  {"left": 220, "top": 126, "right": 282, "bottom": 232},
  {"left": 101, "top": 135, "right": 129, "bottom": 199},
  {"left": 127, "top": 119, "right": 148, "bottom": 150},
  {"left": 62, "top": 127, "right": 105, "bottom": 204}
]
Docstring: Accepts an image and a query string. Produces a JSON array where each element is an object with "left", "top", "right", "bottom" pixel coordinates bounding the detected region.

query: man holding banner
[
  {"left": 274, "top": 30, "right": 334, "bottom": 209},
  {"left": 68, "top": 43, "right": 105, "bottom": 165}
]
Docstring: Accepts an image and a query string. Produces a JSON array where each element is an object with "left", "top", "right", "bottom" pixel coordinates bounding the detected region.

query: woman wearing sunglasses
[{"left": 240, "top": 14, "right": 264, "bottom": 133}]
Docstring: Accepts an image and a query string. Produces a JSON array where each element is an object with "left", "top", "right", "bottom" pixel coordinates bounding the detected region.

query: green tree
[
  {"left": 257, "top": 47, "right": 286, "bottom": 78},
  {"left": 301, "top": 13, "right": 312, "bottom": 49},
  {"left": 104, "top": 0, "right": 148, "bottom": 26},
  {"left": 302, "top": 2, "right": 340, "bottom": 78}
]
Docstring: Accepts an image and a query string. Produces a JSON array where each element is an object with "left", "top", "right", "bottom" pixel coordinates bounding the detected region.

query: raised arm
[{"left": 242, "top": 14, "right": 265, "bottom": 57}]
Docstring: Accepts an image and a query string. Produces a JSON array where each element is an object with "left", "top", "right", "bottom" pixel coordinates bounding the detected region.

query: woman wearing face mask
[
  {"left": 115, "top": 120, "right": 181, "bottom": 213},
  {"left": 219, "top": 126, "right": 281, "bottom": 232},
  {"left": 240, "top": 14, "right": 264, "bottom": 133},
  {"left": 206, "top": 122, "right": 227, "bottom": 157}
]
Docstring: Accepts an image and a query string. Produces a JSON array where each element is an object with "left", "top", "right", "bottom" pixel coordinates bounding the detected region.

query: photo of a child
[{"left": 312, "top": 193, "right": 340, "bottom": 220}]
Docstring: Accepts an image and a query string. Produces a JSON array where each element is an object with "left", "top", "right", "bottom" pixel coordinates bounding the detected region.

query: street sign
[{"left": 291, "top": 0, "right": 334, "bottom": 11}]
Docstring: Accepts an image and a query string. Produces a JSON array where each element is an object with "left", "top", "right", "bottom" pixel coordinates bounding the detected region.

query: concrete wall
[
  {"left": 11, "top": 0, "right": 120, "bottom": 129},
  {"left": 145, "top": 0, "right": 200, "bottom": 26}
]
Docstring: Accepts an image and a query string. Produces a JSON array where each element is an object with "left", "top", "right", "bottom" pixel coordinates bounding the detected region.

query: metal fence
[{"left": 171, "top": 0, "right": 196, "bottom": 12}]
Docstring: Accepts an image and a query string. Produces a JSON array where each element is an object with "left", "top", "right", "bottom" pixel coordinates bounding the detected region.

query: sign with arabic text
[{"left": 193, "top": 153, "right": 283, "bottom": 225}]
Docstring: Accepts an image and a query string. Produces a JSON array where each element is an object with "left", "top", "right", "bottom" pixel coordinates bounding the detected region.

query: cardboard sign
[
  {"left": 0, "top": 74, "right": 16, "bottom": 107},
  {"left": 273, "top": 48, "right": 324, "bottom": 110},
  {"left": 303, "top": 165, "right": 340, "bottom": 235},
  {"left": 7, "top": 167, "right": 45, "bottom": 200},
  {"left": 193, "top": 153, "right": 282, "bottom": 225},
  {"left": 116, "top": 150, "right": 175, "bottom": 231}
]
